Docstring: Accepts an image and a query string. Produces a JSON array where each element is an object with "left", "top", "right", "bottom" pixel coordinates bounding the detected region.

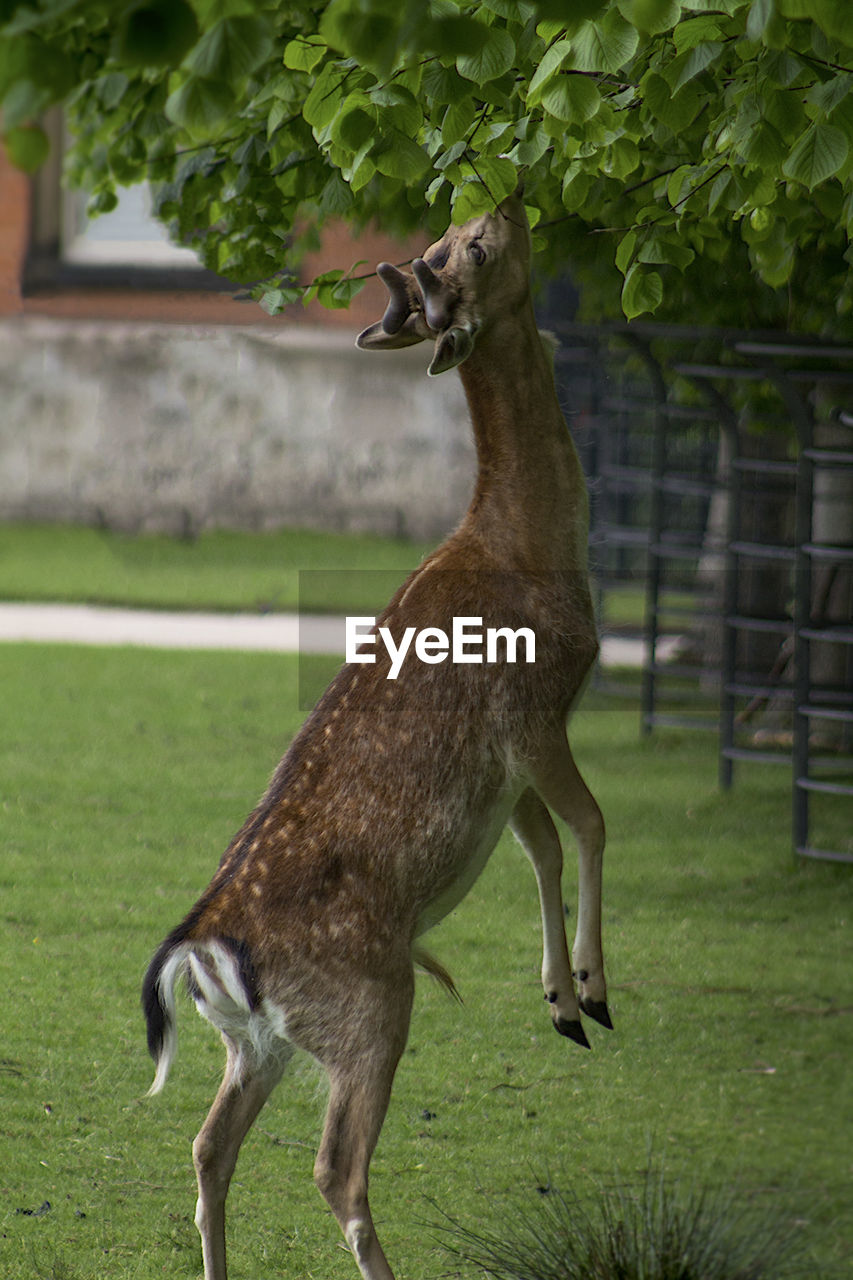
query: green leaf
[
  {"left": 0, "top": 35, "right": 75, "bottom": 118},
  {"left": 540, "top": 73, "right": 601, "bottom": 123},
  {"left": 509, "top": 122, "right": 551, "bottom": 166},
  {"left": 451, "top": 178, "right": 494, "bottom": 223},
  {"left": 441, "top": 98, "right": 475, "bottom": 147},
  {"left": 318, "top": 171, "right": 353, "bottom": 215},
  {"left": 603, "top": 135, "right": 640, "bottom": 178},
  {"left": 303, "top": 267, "right": 343, "bottom": 305},
  {"left": 746, "top": 0, "right": 774, "bottom": 41},
  {"left": 0, "top": 77, "right": 51, "bottom": 129},
  {"left": 164, "top": 76, "right": 234, "bottom": 136},
  {"left": 480, "top": 117, "right": 515, "bottom": 151},
  {"left": 373, "top": 130, "right": 429, "bottom": 180},
  {"left": 481, "top": 0, "right": 536, "bottom": 16},
  {"left": 621, "top": 263, "right": 663, "bottom": 318},
  {"left": 637, "top": 234, "right": 695, "bottom": 269},
  {"left": 738, "top": 117, "right": 787, "bottom": 167},
  {"left": 283, "top": 36, "right": 326, "bottom": 73},
  {"left": 765, "top": 87, "right": 807, "bottom": 140},
  {"left": 328, "top": 275, "right": 367, "bottom": 308},
  {"left": 370, "top": 84, "right": 423, "bottom": 136},
  {"left": 811, "top": 0, "right": 853, "bottom": 45},
  {"left": 571, "top": 10, "right": 639, "bottom": 74},
  {"left": 471, "top": 155, "right": 519, "bottom": 204},
  {"left": 349, "top": 145, "right": 376, "bottom": 192},
  {"left": 331, "top": 95, "right": 376, "bottom": 150},
  {"left": 615, "top": 228, "right": 637, "bottom": 273},
  {"left": 806, "top": 74, "right": 853, "bottom": 119},
  {"left": 425, "top": 172, "right": 446, "bottom": 205},
  {"left": 457, "top": 26, "right": 516, "bottom": 83},
  {"left": 1, "top": 0, "right": 81, "bottom": 35},
  {"left": 258, "top": 285, "right": 302, "bottom": 315},
  {"left": 526, "top": 37, "right": 572, "bottom": 105},
  {"left": 184, "top": 15, "right": 273, "bottom": 85},
  {"left": 86, "top": 188, "right": 119, "bottom": 217},
  {"left": 667, "top": 164, "right": 692, "bottom": 206},
  {"left": 113, "top": 0, "right": 199, "bottom": 69},
  {"left": 560, "top": 160, "right": 592, "bottom": 208},
  {"left": 319, "top": 2, "right": 400, "bottom": 73},
  {"left": 97, "top": 73, "right": 131, "bottom": 112},
  {"left": 641, "top": 70, "right": 704, "bottom": 132},
  {"left": 2, "top": 122, "right": 49, "bottom": 172},
  {"left": 782, "top": 123, "right": 849, "bottom": 190},
  {"left": 664, "top": 41, "right": 723, "bottom": 95},
  {"left": 536, "top": 0, "right": 607, "bottom": 26},
  {"left": 707, "top": 168, "right": 732, "bottom": 213},
  {"left": 425, "top": 15, "right": 491, "bottom": 58},
  {"left": 303, "top": 64, "right": 346, "bottom": 131},
  {"left": 436, "top": 140, "right": 467, "bottom": 171},
  {"left": 422, "top": 61, "right": 471, "bottom": 105},
  {"left": 618, "top": 0, "right": 681, "bottom": 36},
  {"left": 748, "top": 225, "right": 796, "bottom": 286},
  {"left": 672, "top": 15, "right": 722, "bottom": 51}
]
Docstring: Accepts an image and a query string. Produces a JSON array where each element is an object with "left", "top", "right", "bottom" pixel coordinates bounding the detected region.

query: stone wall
[{"left": 0, "top": 317, "right": 474, "bottom": 540}]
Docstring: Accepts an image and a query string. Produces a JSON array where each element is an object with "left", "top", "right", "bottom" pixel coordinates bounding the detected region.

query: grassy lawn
[
  {"left": 0, "top": 523, "right": 436, "bottom": 614},
  {"left": 0, "top": 523, "right": 660, "bottom": 631},
  {"left": 1, "top": 643, "right": 850, "bottom": 1278}
]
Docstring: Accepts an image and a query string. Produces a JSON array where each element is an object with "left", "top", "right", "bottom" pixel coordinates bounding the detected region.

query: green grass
[
  {"left": 0, "top": 523, "right": 436, "bottom": 614},
  {"left": 1, "top": 644, "right": 850, "bottom": 1279},
  {"left": 595, "top": 582, "right": 708, "bottom": 633}
]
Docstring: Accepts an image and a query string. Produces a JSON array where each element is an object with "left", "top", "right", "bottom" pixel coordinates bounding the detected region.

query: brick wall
[
  {"left": 0, "top": 148, "right": 29, "bottom": 315},
  {"left": 0, "top": 147, "right": 418, "bottom": 330}
]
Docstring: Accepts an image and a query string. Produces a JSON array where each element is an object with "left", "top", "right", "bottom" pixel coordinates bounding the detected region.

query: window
[
  {"left": 24, "top": 110, "right": 228, "bottom": 292},
  {"left": 62, "top": 181, "right": 201, "bottom": 268}
]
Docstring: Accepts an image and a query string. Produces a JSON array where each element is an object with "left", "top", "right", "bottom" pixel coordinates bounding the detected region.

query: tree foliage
[{"left": 2, "top": 0, "right": 852, "bottom": 330}]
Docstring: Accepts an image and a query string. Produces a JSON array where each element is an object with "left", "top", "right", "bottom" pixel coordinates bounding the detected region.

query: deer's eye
[{"left": 468, "top": 240, "right": 486, "bottom": 265}]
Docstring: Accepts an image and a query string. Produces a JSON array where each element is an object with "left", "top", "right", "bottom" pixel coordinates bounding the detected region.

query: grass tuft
[{"left": 432, "top": 1167, "right": 820, "bottom": 1280}]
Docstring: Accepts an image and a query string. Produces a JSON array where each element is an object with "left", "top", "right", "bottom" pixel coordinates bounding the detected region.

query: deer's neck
[{"left": 456, "top": 300, "right": 588, "bottom": 571}]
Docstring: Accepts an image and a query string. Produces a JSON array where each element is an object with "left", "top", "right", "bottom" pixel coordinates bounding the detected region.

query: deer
[{"left": 142, "top": 190, "right": 609, "bottom": 1280}]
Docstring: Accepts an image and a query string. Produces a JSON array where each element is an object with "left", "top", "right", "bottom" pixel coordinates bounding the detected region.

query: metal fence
[{"left": 549, "top": 322, "right": 853, "bottom": 865}]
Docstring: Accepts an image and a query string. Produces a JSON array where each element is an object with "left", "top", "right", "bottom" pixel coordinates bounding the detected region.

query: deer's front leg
[
  {"left": 510, "top": 788, "right": 588, "bottom": 1048},
  {"left": 527, "top": 736, "right": 611, "bottom": 1032}
]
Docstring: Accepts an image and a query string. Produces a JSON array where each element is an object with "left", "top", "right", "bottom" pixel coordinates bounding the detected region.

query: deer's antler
[
  {"left": 376, "top": 262, "right": 420, "bottom": 335},
  {"left": 412, "top": 257, "right": 456, "bottom": 333}
]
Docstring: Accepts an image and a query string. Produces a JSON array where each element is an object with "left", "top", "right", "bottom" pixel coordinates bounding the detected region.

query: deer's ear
[
  {"left": 356, "top": 316, "right": 427, "bottom": 351},
  {"left": 427, "top": 324, "right": 476, "bottom": 376}
]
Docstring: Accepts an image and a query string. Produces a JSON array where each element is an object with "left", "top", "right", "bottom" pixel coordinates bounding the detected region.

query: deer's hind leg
[
  {"left": 526, "top": 733, "right": 611, "bottom": 1032},
  {"left": 192, "top": 1039, "right": 290, "bottom": 1280},
  {"left": 313, "top": 963, "right": 414, "bottom": 1280}
]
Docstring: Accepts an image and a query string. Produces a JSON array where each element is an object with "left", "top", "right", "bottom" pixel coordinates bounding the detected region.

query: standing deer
[{"left": 142, "top": 192, "right": 609, "bottom": 1280}]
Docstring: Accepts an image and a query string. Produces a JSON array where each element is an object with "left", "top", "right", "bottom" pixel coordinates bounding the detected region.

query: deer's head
[{"left": 356, "top": 192, "right": 531, "bottom": 376}]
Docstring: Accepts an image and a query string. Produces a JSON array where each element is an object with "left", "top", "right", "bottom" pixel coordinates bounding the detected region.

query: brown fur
[{"left": 143, "top": 194, "right": 608, "bottom": 1280}]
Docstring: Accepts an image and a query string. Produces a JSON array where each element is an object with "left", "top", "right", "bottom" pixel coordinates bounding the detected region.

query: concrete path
[
  {"left": 0, "top": 602, "right": 673, "bottom": 665},
  {"left": 0, "top": 602, "right": 342, "bottom": 653}
]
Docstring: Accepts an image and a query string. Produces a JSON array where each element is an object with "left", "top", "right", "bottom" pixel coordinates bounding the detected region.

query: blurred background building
[{"left": 0, "top": 117, "right": 473, "bottom": 539}]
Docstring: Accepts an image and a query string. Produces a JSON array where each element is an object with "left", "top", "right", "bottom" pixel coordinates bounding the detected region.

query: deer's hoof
[
  {"left": 555, "top": 1016, "right": 590, "bottom": 1048},
  {"left": 580, "top": 998, "right": 613, "bottom": 1030}
]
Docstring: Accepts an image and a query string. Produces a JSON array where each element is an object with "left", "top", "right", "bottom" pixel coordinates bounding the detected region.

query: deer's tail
[{"left": 141, "top": 935, "right": 189, "bottom": 1096}]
